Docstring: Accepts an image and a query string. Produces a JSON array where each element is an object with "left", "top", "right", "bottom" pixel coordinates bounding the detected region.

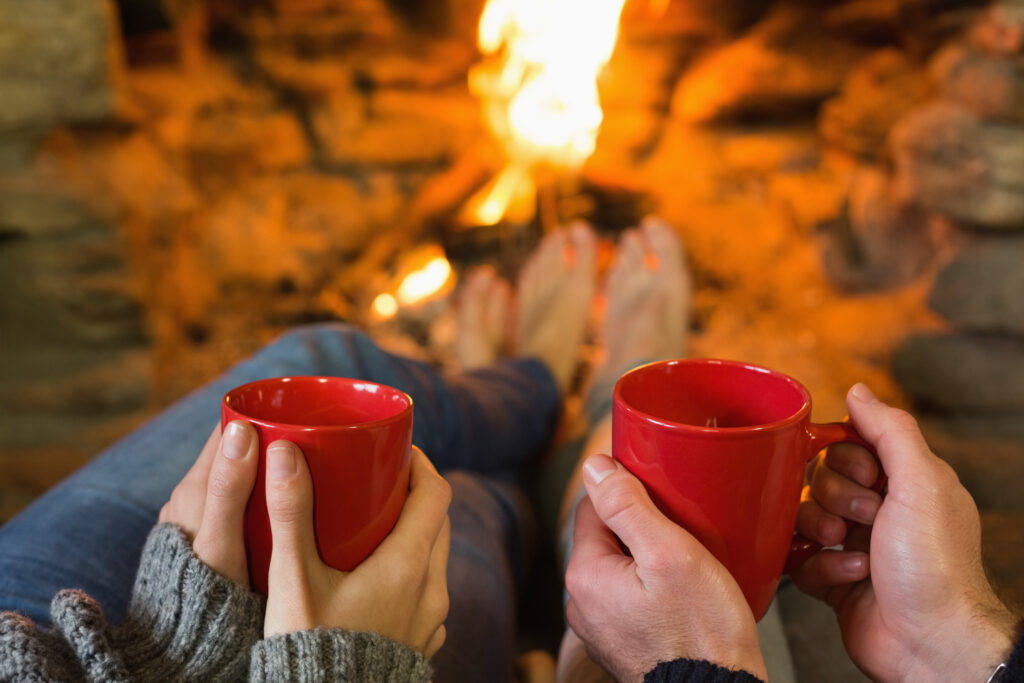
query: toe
[
  {"left": 640, "top": 216, "right": 684, "bottom": 265},
  {"left": 567, "top": 221, "right": 598, "bottom": 275}
]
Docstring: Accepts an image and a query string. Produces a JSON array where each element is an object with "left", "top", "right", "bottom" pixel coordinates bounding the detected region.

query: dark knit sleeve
[
  {"left": 644, "top": 658, "right": 766, "bottom": 683},
  {"left": 250, "top": 628, "right": 432, "bottom": 682},
  {"left": 111, "top": 522, "right": 264, "bottom": 681}
]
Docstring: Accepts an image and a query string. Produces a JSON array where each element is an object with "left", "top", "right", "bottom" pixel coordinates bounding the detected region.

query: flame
[
  {"left": 396, "top": 255, "right": 453, "bottom": 306},
  {"left": 468, "top": 0, "right": 627, "bottom": 224}
]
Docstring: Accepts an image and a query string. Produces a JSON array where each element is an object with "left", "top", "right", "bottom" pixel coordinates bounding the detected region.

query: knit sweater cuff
[
  {"left": 644, "top": 658, "right": 766, "bottom": 683},
  {"left": 250, "top": 629, "right": 432, "bottom": 682},
  {"left": 113, "top": 523, "right": 263, "bottom": 680}
]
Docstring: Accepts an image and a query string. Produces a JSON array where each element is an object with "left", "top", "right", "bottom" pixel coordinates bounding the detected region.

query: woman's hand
[
  {"left": 793, "top": 384, "right": 1017, "bottom": 683},
  {"left": 565, "top": 454, "right": 767, "bottom": 682},
  {"left": 262, "top": 442, "right": 452, "bottom": 657},
  {"left": 158, "top": 420, "right": 259, "bottom": 587}
]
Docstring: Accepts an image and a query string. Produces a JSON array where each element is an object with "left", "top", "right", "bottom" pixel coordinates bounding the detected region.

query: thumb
[
  {"left": 581, "top": 454, "right": 679, "bottom": 566},
  {"left": 846, "top": 383, "right": 938, "bottom": 484},
  {"left": 265, "top": 441, "right": 320, "bottom": 573}
]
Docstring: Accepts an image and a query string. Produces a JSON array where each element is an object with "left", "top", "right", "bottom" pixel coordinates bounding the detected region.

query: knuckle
[
  {"left": 426, "top": 587, "right": 450, "bottom": 625},
  {"left": 205, "top": 467, "right": 241, "bottom": 502},
  {"left": 886, "top": 407, "right": 921, "bottom": 435},
  {"left": 599, "top": 479, "right": 642, "bottom": 524},
  {"left": 265, "top": 490, "right": 306, "bottom": 525},
  {"left": 432, "top": 475, "right": 453, "bottom": 509}
]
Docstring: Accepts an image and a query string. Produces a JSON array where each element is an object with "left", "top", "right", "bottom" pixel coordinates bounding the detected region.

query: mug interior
[
  {"left": 617, "top": 359, "right": 809, "bottom": 429},
  {"left": 224, "top": 376, "right": 411, "bottom": 427}
]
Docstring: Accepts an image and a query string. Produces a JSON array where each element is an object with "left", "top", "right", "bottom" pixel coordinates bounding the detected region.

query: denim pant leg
[
  {"left": 433, "top": 472, "right": 531, "bottom": 683},
  {"left": 0, "top": 323, "right": 559, "bottom": 625}
]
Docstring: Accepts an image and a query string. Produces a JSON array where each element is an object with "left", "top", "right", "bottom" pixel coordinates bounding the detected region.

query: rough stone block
[
  {"left": 929, "top": 234, "right": 1024, "bottom": 334},
  {"left": 670, "top": 2, "right": 865, "bottom": 123},
  {"left": 311, "top": 86, "right": 480, "bottom": 166},
  {"left": 932, "top": 44, "right": 1024, "bottom": 122},
  {"left": 0, "top": 0, "right": 121, "bottom": 135},
  {"left": 891, "top": 102, "right": 1024, "bottom": 230},
  {"left": 892, "top": 332, "right": 1024, "bottom": 414},
  {"left": 820, "top": 49, "right": 929, "bottom": 160}
]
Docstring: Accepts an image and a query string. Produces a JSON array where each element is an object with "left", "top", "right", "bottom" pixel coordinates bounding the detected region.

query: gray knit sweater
[{"left": 0, "top": 523, "right": 432, "bottom": 682}]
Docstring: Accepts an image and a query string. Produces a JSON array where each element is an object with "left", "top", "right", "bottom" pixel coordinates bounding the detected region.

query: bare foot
[
  {"left": 455, "top": 265, "right": 512, "bottom": 368},
  {"left": 516, "top": 222, "right": 598, "bottom": 394},
  {"left": 595, "top": 216, "right": 691, "bottom": 388}
]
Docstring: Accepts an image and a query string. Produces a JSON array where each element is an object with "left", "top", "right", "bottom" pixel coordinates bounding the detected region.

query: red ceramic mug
[
  {"left": 222, "top": 376, "right": 413, "bottom": 595},
  {"left": 612, "top": 358, "right": 881, "bottom": 621}
]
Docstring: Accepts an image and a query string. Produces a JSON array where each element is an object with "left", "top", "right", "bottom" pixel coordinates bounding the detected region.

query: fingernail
[
  {"left": 841, "top": 553, "right": 868, "bottom": 575},
  {"left": 850, "top": 496, "right": 879, "bottom": 524},
  {"left": 850, "top": 383, "right": 879, "bottom": 404},
  {"left": 268, "top": 444, "right": 297, "bottom": 481},
  {"left": 583, "top": 454, "right": 618, "bottom": 485},
  {"left": 222, "top": 421, "right": 251, "bottom": 460}
]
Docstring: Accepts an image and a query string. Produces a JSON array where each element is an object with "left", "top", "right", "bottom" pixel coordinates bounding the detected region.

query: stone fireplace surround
[{"left": 0, "top": 1, "right": 1022, "bottom": 680}]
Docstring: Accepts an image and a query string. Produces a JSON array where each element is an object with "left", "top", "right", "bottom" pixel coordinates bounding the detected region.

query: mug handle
[{"left": 784, "top": 421, "right": 887, "bottom": 574}]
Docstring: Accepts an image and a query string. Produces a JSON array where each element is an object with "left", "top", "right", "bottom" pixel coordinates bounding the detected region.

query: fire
[
  {"left": 396, "top": 255, "right": 453, "bottom": 306},
  {"left": 370, "top": 245, "right": 455, "bottom": 321},
  {"left": 468, "top": 0, "right": 627, "bottom": 224}
]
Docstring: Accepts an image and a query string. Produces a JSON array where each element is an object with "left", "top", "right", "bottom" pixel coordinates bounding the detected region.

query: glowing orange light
[
  {"left": 396, "top": 256, "right": 453, "bottom": 306},
  {"left": 372, "top": 293, "right": 398, "bottom": 320},
  {"left": 468, "top": 0, "right": 627, "bottom": 224}
]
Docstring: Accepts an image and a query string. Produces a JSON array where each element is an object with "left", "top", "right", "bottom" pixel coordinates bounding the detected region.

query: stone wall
[
  {"left": 889, "top": 0, "right": 1024, "bottom": 437},
  {"left": 0, "top": 0, "right": 1020, "bottom": 530}
]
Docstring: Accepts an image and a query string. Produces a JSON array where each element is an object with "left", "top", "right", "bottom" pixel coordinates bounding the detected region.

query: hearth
[{"left": 1, "top": 1, "right": 1023, "bottom": 649}]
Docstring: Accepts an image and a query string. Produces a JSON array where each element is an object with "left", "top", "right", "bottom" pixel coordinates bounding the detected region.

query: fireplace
[{"left": 1, "top": 0, "right": 1022, "bottom": 676}]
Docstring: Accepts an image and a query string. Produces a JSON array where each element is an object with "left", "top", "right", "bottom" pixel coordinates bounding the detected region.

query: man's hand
[
  {"left": 793, "top": 383, "right": 1018, "bottom": 683},
  {"left": 262, "top": 443, "right": 452, "bottom": 657},
  {"left": 159, "top": 420, "right": 259, "bottom": 587},
  {"left": 565, "top": 453, "right": 767, "bottom": 682}
]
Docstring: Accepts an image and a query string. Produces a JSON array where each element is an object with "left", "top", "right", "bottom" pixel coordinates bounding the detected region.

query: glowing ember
[
  {"left": 468, "top": 0, "right": 627, "bottom": 224},
  {"left": 371, "top": 293, "right": 398, "bottom": 320},
  {"left": 396, "top": 256, "right": 453, "bottom": 306}
]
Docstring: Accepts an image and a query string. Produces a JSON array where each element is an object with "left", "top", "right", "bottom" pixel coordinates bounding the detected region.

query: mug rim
[
  {"left": 613, "top": 358, "right": 812, "bottom": 434},
  {"left": 223, "top": 375, "right": 414, "bottom": 431}
]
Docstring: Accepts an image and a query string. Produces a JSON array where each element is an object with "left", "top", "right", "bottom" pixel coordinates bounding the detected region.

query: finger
[
  {"left": 379, "top": 448, "right": 452, "bottom": 560},
  {"left": 426, "top": 515, "right": 450, "bottom": 606},
  {"left": 824, "top": 442, "right": 879, "bottom": 489},
  {"left": 424, "top": 625, "right": 447, "bottom": 659},
  {"left": 809, "top": 457, "right": 882, "bottom": 526},
  {"left": 843, "top": 522, "right": 872, "bottom": 554},
  {"left": 796, "top": 496, "right": 848, "bottom": 547},
  {"left": 265, "top": 440, "right": 320, "bottom": 572},
  {"left": 578, "top": 454, "right": 680, "bottom": 566},
  {"left": 423, "top": 516, "right": 451, "bottom": 651},
  {"left": 192, "top": 420, "right": 259, "bottom": 586},
  {"left": 162, "top": 424, "right": 222, "bottom": 536},
  {"left": 189, "top": 423, "right": 223, "bottom": 479},
  {"left": 570, "top": 495, "right": 627, "bottom": 566},
  {"left": 846, "top": 384, "right": 937, "bottom": 484},
  {"left": 565, "top": 495, "right": 633, "bottom": 605},
  {"left": 790, "top": 549, "right": 869, "bottom": 602}
]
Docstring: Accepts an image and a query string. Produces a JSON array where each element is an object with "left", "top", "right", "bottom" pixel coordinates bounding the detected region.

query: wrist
[{"left": 908, "top": 600, "right": 1017, "bottom": 683}]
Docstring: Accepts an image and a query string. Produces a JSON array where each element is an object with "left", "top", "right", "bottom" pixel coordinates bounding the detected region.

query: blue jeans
[{"left": 0, "top": 324, "right": 560, "bottom": 682}]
